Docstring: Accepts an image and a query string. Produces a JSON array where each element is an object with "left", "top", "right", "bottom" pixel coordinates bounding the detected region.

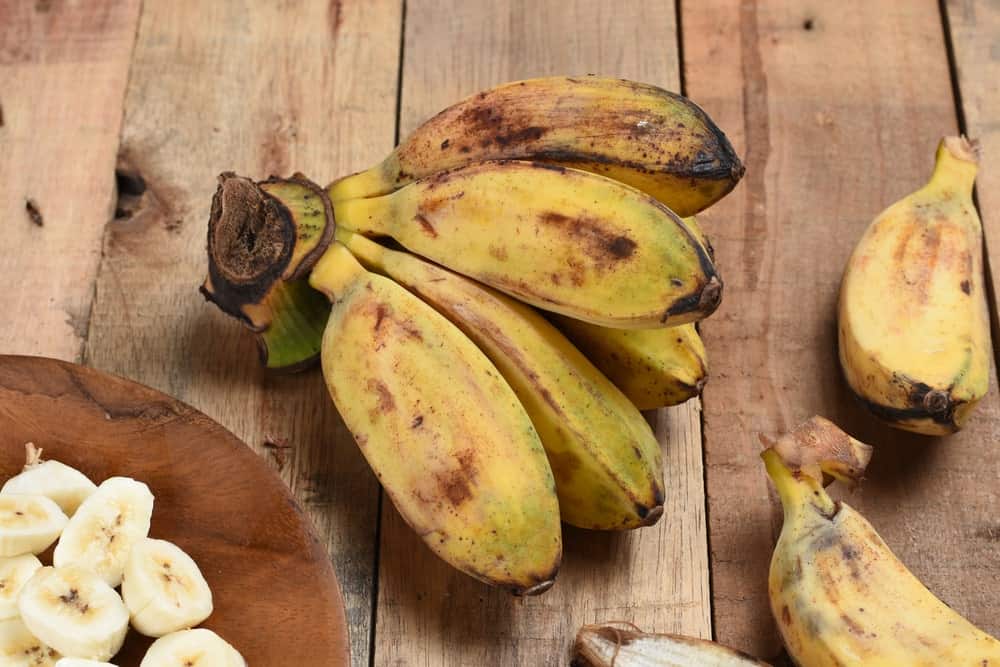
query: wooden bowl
[{"left": 0, "top": 355, "right": 350, "bottom": 666}]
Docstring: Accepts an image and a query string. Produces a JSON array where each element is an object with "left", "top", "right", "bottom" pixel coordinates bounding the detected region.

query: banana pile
[
  {"left": 0, "top": 444, "right": 244, "bottom": 667},
  {"left": 201, "top": 75, "right": 743, "bottom": 592}
]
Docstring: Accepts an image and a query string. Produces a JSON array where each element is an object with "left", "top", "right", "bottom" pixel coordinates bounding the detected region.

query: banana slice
[
  {"left": 122, "top": 538, "right": 213, "bottom": 637},
  {"left": 140, "top": 628, "right": 246, "bottom": 667},
  {"left": 0, "top": 617, "right": 61, "bottom": 666},
  {"left": 55, "top": 660, "right": 117, "bottom": 666},
  {"left": 0, "top": 495, "right": 68, "bottom": 557},
  {"left": 18, "top": 565, "right": 129, "bottom": 662},
  {"left": 0, "top": 554, "right": 43, "bottom": 620},
  {"left": 53, "top": 477, "right": 154, "bottom": 587},
  {"left": 1, "top": 445, "right": 97, "bottom": 517}
]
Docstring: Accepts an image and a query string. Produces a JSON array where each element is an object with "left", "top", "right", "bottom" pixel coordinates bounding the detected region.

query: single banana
[
  {"left": 764, "top": 434, "right": 1000, "bottom": 665},
  {"left": 0, "top": 495, "right": 67, "bottom": 557},
  {"left": 310, "top": 243, "right": 562, "bottom": 593},
  {"left": 333, "top": 160, "right": 721, "bottom": 328},
  {"left": 122, "top": 538, "right": 213, "bottom": 637},
  {"left": 340, "top": 230, "right": 664, "bottom": 530},
  {"left": 1, "top": 445, "right": 97, "bottom": 517},
  {"left": 53, "top": 477, "right": 154, "bottom": 587},
  {"left": 55, "top": 660, "right": 117, "bottom": 666},
  {"left": 0, "top": 554, "right": 42, "bottom": 620},
  {"left": 139, "top": 629, "right": 245, "bottom": 667},
  {"left": 552, "top": 318, "right": 707, "bottom": 410},
  {"left": 329, "top": 75, "right": 744, "bottom": 217},
  {"left": 18, "top": 566, "right": 129, "bottom": 662},
  {"left": 0, "top": 617, "right": 60, "bottom": 666},
  {"left": 574, "top": 622, "right": 770, "bottom": 666},
  {"left": 838, "top": 136, "right": 990, "bottom": 435}
]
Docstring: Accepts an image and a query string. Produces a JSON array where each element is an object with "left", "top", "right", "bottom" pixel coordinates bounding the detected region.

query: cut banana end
[
  {"left": 54, "top": 477, "right": 154, "bottom": 587},
  {"left": 574, "top": 623, "right": 771, "bottom": 666},
  {"left": 0, "top": 554, "right": 42, "bottom": 620},
  {"left": 123, "top": 538, "right": 213, "bottom": 637},
  {"left": 18, "top": 565, "right": 129, "bottom": 662},
  {"left": 55, "top": 660, "right": 117, "bottom": 666},
  {"left": 140, "top": 629, "right": 246, "bottom": 667},
  {"left": 1, "top": 445, "right": 97, "bottom": 517},
  {"left": 0, "top": 617, "right": 61, "bottom": 666},
  {"left": 0, "top": 495, "right": 68, "bottom": 557}
]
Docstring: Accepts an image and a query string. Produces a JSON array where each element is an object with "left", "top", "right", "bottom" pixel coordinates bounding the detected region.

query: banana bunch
[
  {"left": 839, "top": 136, "right": 991, "bottom": 435},
  {"left": 763, "top": 418, "right": 1000, "bottom": 665},
  {"left": 201, "top": 75, "right": 742, "bottom": 591}
]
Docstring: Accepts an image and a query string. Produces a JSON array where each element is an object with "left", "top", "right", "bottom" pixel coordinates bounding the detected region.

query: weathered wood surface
[
  {"left": 81, "top": 2, "right": 402, "bottom": 663},
  {"left": 687, "top": 0, "right": 1000, "bottom": 659}
]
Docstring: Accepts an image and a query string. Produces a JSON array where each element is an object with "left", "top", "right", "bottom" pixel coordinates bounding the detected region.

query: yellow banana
[
  {"left": 339, "top": 229, "right": 664, "bottom": 530},
  {"left": 334, "top": 160, "right": 721, "bottom": 328},
  {"left": 680, "top": 215, "right": 714, "bottom": 260},
  {"left": 551, "top": 317, "right": 707, "bottom": 410},
  {"left": 764, "top": 420, "right": 1000, "bottom": 666},
  {"left": 838, "top": 137, "right": 991, "bottom": 435},
  {"left": 574, "top": 623, "right": 771, "bottom": 666},
  {"left": 328, "top": 76, "right": 743, "bottom": 217}
]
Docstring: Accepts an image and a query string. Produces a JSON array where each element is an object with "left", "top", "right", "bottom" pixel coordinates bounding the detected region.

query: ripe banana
[
  {"left": 1, "top": 445, "right": 96, "bottom": 517},
  {"left": 18, "top": 566, "right": 129, "bottom": 662},
  {"left": 340, "top": 230, "right": 664, "bottom": 530},
  {"left": 574, "top": 622, "right": 770, "bottom": 666},
  {"left": 838, "top": 136, "right": 990, "bottom": 435},
  {"left": 333, "top": 160, "right": 722, "bottom": 328},
  {"left": 552, "top": 318, "right": 707, "bottom": 410},
  {"left": 0, "top": 617, "right": 60, "bottom": 666},
  {"left": 329, "top": 75, "right": 744, "bottom": 217},
  {"left": 0, "top": 495, "right": 67, "bottom": 557},
  {"left": 55, "top": 660, "right": 117, "bottom": 667},
  {"left": 54, "top": 477, "right": 154, "bottom": 587},
  {"left": 139, "top": 629, "right": 245, "bottom": 667},
  {"left": 0, "top": 554, "right": 42, "bottom": 620},
  {"left": 122, "top": 538, "right": 213, "bottom": 637},
  {"left": 764, "top": 427, "right": 1000, "bottom": 665},
  {"left": 309, "top": 243, "right": 562, "bottom": 593}
]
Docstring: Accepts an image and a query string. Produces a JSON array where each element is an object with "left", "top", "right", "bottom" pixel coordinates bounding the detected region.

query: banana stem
[
  {"left": 308, "top": 243, "right": 369, "bottom": 301},
  {"left": 927, "top": 136, "right": 979, "bottom": 200},
  {"left": 762, "top": 448, "right": 838, "bottom": 521}
]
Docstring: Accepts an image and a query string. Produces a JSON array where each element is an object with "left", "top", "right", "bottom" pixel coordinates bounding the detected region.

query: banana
[
  {"left": 552, "top": 318, "right": 707, "bottom": 410},
  {"left": 309, "top": 243, "right": 562, "bottom": 592},
  {"left": 838, "top": 136, "right": 990, "bottom": 435},
  {"left": 0, "top": 617, "right": 60, "bottom": 666},
  {"left": 764, "top": 425, "right": 1000, "bottom": 665},
  {"left": 1, "top": 444, "right": 97, "bottom": 517},
  {"left": 122, "top": 538, "right": 213, "bottom": 637},
  {"left": 0, "top": 554, "right": 42, "bottom": 620},
  {"left": 574, "top": 622, "right": 771, "bottom": 666},
  {"left": 333, "top": 160, "right": 721, "bottom": 328},
  {"left": 140, "top": 629, "right": 244, "bottom": 667},
  {"left": 329, "top": 75, "right": 744, "bottom": 217},
  {"left": 18, "top": 566, "right": 129, "bottom": 662},
  {"left": 55, "top": 660, "right": 116, "bottom": 666},
  {"left": 0, "top": 496, "right": 68, "bottom": 557},
  {"left": 340, "top": 230, "right": 664, "bottom": 530},
  {"left": 53, "top": 477, "right": 154, "bottom": 587}
]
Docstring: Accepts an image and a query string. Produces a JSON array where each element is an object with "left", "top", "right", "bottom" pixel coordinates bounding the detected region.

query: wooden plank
[
  {"left": 946, "top": 0, "right": 1000, "bottom": 331},
  {"left": 684, "top": 0, "right": 1000, "bottom": 659},
  {"left": 373, "top": 3, "right": 710, "bottom": 664},
  {"left": 0, "top": 0, "right": 140, "bottom": 361},
  {"left": 81, "top": 2, "right": 402, "bottom": 664}
]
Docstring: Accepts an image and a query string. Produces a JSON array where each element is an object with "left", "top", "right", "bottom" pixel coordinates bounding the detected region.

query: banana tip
[
  {"left": 640, "top": 505, "right": 664, "bottom": 527},
  {"left": 517, "top": 579, "right": 556, "bottom": 596}
]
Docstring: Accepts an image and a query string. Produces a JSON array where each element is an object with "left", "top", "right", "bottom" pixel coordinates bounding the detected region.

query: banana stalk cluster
[{"left": 201, "top": 76, "right": 743, "bottom": 592}]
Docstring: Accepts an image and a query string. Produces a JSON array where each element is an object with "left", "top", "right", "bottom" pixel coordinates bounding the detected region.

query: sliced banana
[
  {"left": 1, "top": 445, "right": 97, "bottom": 517},
  {"left": 140, "top": 628, "right": 246, "bottom": 667},
  {"left": 53, "top": 477, "right": 154, "bottom": 587},
  {"left": 122, "top": 538, "right": 213, "bottom": 637},
  {"left": 55, "top": 660, "right": 117, "bottom": 667},
  {"left": 0, "top": 554, "right": 43, "bottom": 620},
  {"left": 18, "top": 565, "right": 129, "bottom": 662},
  {"left": 0, "top": 616, "right": 61, "bottom": 666},
  {"left": 0, "top": 495, "right": 68, "bottom": 557}
]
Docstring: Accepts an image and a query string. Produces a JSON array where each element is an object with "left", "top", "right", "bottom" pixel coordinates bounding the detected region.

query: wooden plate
[{"left": 0, "top": 355, "right": 350, "bottom": 666}]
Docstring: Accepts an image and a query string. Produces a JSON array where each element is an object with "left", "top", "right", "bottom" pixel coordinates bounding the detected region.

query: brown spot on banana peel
[
  {"left": 366, "top": 379, "right": 396, "bottom": 413},
  {"left": 537, "top": 211, "right": 637, "bottom": 265},
  {"left": 414, "top": 213, "right": 438, "bottom": 238}
]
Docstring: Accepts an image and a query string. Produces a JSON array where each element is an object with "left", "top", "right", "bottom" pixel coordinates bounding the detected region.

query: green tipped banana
[
  {"left": 330, "top": 75, "right": 743, "bottom": 216},
  {"left": 340, "top": 230, "right": 664, "bottom": 530}
]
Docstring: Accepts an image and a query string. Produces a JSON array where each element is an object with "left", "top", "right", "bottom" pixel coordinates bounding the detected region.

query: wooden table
[{"left": 2, "top": 1, "right": 998, "bottom": 664}]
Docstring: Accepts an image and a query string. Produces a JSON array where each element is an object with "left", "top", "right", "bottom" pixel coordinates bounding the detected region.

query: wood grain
[
  {"left": 0, "top": 355, "right": 350, "bottom": 666},
  {"left": 372, "top": 2, "right": 710, "bottom": 664},
  {"left": 0, "top": 0, "right": 139, "bottom": 361},
  {"left": 684, "top": 0, "right": 1000, "bottom": 658},
  {"left": 80, "top": 2, "right": 402, "bottom": 663}
]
